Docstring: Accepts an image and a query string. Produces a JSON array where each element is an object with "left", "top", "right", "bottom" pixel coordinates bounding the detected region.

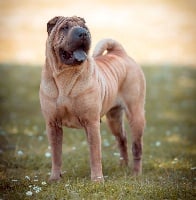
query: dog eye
[
  {"left": 61, "top": 25, "right": 69, "bottom": 32},
  {"left": 64, "top": 25, "right": 69, "bottom": 30}
]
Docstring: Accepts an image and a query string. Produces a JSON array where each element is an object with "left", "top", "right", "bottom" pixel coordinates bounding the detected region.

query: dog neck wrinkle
[{"left": 53, "top": 60, "right": 92, "bottom": 97}]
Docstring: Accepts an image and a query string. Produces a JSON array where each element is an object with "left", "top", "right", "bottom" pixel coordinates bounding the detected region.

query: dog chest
[{"left": 56, "top": 96, "right": 82, "bottom": 128}]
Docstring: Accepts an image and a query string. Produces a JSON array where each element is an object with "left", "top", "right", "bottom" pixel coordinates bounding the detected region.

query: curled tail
[{"left": 93, "top": 38, "right": 126, "bottom": 57}]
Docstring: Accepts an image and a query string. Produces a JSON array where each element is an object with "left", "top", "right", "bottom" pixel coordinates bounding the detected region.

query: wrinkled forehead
[{"left": 59, "top": 16, "right": 86, "bottom": 28}]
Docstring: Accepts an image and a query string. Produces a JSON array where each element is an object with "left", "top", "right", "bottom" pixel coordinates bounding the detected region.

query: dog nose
[
  {"left": 79, "top": 31, "right": 87, "bottom": 38},
  {"left": 75, "top": 27, "right": 88, "bottom": 39}
]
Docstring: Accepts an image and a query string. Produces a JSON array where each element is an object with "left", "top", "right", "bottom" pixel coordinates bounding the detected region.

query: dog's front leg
[
  {"left": 85, "top": 121, "right": 104, "bottom": 182},
  {"left": 46, "top": 121, "right": 63, "bottom": 182}
]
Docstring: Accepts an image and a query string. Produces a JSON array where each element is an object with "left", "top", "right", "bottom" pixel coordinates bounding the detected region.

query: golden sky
[{"left": 0, "top": 0, "right": 195, "bottom": 66}]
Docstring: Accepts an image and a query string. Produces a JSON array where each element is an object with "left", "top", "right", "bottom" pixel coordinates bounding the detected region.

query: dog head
[{"left": 46, "top": 16, "right": 91, "bottom": 66}]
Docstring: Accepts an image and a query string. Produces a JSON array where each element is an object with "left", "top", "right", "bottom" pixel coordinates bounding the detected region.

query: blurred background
[
  {"left": 0, "top": 0, "right": 196, "bottom": 66},
  {"left": 0, "top": 1, "right": 196, "bottom": 198}
]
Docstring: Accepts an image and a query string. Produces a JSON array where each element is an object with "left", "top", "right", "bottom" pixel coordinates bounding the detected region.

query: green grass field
[{"left": 0, "top": 64, "right": 195, "bottom": 199}]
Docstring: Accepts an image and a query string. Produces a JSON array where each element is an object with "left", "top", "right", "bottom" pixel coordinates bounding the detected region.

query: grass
[{"left": 0, "top": 63, "right": 195, "bottom": 199}]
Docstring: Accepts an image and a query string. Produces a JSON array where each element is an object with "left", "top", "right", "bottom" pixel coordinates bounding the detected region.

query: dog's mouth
[{"left": 59, "top": 47, "right": 87, "bottom": 66}]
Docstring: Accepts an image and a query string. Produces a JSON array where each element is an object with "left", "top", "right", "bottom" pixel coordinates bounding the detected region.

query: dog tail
[{"left": 93, "top": 38, "right": 127, "bottom": 57}]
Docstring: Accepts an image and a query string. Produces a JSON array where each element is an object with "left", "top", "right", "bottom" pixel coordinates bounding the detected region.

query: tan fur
[{"left": 39, "top": 16, "right": 146, "bottom": 182}]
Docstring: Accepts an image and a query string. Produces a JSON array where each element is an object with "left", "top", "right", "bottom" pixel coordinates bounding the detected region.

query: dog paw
[
  {"left": 133, "top": 170, "right": 142, "bottom": 177},
  {"left": 133, "top": 160, "right": 142, "bottom": 176},
  {"left": 49, "top": 172, "right": 62, "bottom": 182},
  {"left": 91, "top": 176, "right": 104, "bottom": 183}
]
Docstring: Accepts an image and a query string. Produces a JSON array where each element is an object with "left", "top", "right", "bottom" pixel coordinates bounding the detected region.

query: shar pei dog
[{"left": 39, "top": 16, "right": 146, "bottom": 182}]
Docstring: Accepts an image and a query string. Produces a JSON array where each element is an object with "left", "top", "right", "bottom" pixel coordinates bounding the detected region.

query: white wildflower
[
  {"left": 172, "top": 158, "right": 178, "bottom": 164},
  {"left": 11, "top": 179, "right": 18, "bottom": 182},
  {"left": 65, "top": 184, "right": 70, "bottom": 187},
  {"left": 27, "top": 132, "right": 33, "bottom": 136},
  {"left": 33, "top": 186, "right": 42, "bottom": 193},
  {"left": 41, "top": 181, "right": 47, "bottom": 185},
  {"left": 38, "top": 136, "right": 43, "bottom": 141},
  {"left": 158, "top": 163, "right": 163, "bottom": 168},
  {"left": 45, "top": 152, "right": 51, "bottom": 158},
  {"left": 25, "top": 176, "right": 30, "bottom": 180},
  {"left": 33, "top": 176, "right": 38, "bottom": 181},
  {"left": 155, "top": 141, "right": 161, "bottom": 147},
  {"left": 103, "top": 139, "right": 110, "bottom": 147},
  {"left": 72, "top": 146, "right": 76, "bottom": 151},
  {"left": 191, "top": 167, "right": 196, "bottom": 170},
  {"left": 26, "top": 191, "right": 33, "bottom": 196},
  {"left": 113, "top": 152, "right": 120, "bottom": 157},
  {"left": 82, "top": 141, "right": 87, "bottom": 146},
  {"left": 17, "top": 150, "right": 24, "bottom": 156}
]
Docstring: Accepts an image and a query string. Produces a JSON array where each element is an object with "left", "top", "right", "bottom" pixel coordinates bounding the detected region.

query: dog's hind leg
[
  {"left": 125, "top": 104, "right": 145, "bottom": 175},
  {"left": 106, "top": 105, "right": 128, "bottom": 166}
]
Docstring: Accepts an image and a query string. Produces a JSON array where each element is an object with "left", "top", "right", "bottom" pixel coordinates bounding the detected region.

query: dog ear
[
  {"left": 47, "top": 16, "right": 61, "bottom": 35},
  {"left": 79, "top": 17, "right": 86, "bottom": 24}
]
